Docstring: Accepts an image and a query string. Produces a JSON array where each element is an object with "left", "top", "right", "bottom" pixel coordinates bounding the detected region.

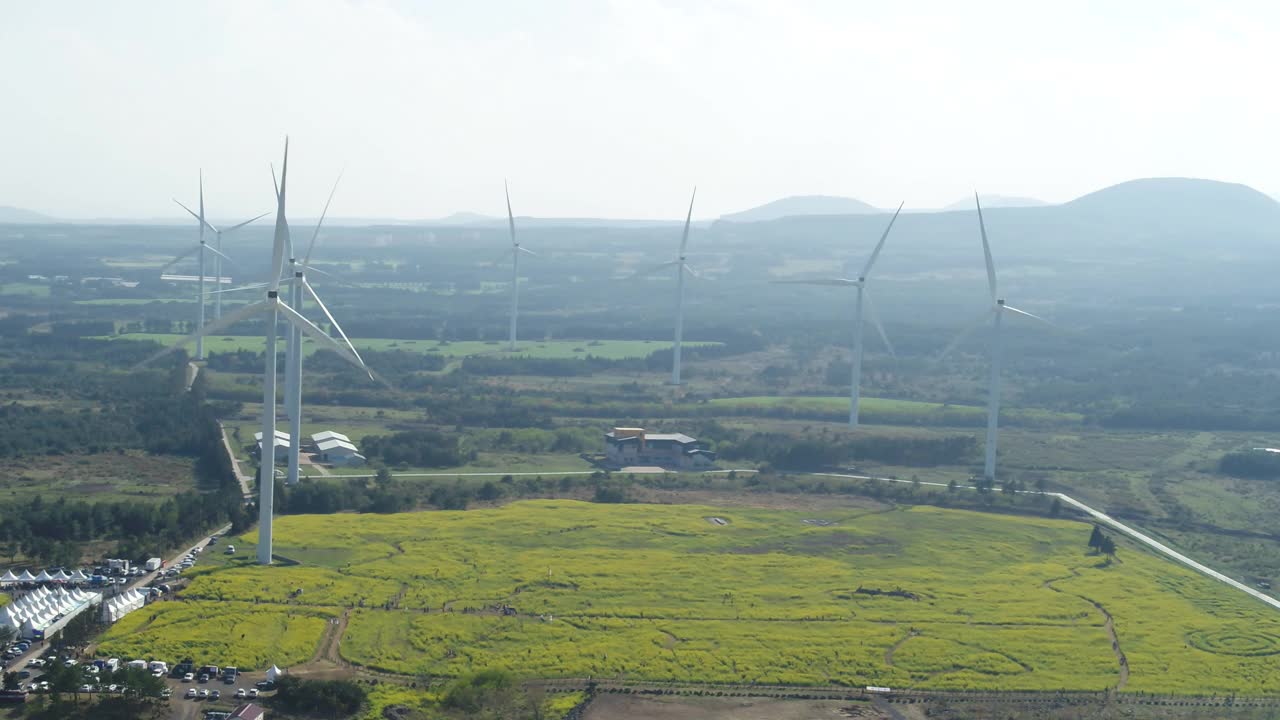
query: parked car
[
  {"left": 198, "top": 673, "right": 209, "bottom": 683},
  {"left": 210, "top": 689, "right": 220, "bottom": 700},
  {"left": 234, "top": 688, "right": 246, "bottom": 699},
  {"left": 182, "top": 673, "right": 194, "bottom": 682},
  {"left": 199, "top": 688, "right": 209, "bottom": 698},
  {"left": 185, "top": 687, "right": 197, "bottom": 699},
  {"left": 248, "top": 688, "right": 259, "bottom": 698}
]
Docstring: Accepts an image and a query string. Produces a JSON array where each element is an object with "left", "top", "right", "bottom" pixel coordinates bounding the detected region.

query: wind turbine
[
  {"left": 173, "top": 206, "right": 270, "bottom": 320},
  {"left": 501, "top": 181, "right": 535, "bottom": 351},
  {"left": 284, "top": 174, "right": 363, "bottom": 487},
  {"left": 773, "top": 203, "right": 903, "bottom": 427},
  {"left": 632, "top": 188, "right": 700, "bottom": 385},
  {"left": 164, "top": 172, "right": 235, "bottom": 360},
  {"left": 941, "top": 193, "right": 1050, "bottom": 483},
  {"left": 137, "top": 139, "right": 369, "bottom": 565}
]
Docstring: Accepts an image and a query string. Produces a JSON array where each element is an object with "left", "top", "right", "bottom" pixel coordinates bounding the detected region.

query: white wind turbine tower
[
  {"left": 941, "top": 193, "right": 1050, "bottom": 483},
  {"left": 138, "top": 140, "right": 369, "bottom": 565},
  {"left": 164, "top": 172, "right": 235, "bottom": 360},
  {"left": 773, "top": 203, "right": 903, "bottom": 427},
  {"left": 501, "top": 181, "right": 535, "bottom": 351},
  {"left": 633, "top": 189, "right": 700, "bottom": 385}
]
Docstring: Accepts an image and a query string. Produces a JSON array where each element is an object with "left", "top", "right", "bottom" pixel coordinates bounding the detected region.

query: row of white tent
[
  {"left": 0, "top": 568, "right": 93, "bottom": 585},
  {"left": 1, "top": 585, "right": 100, "bottom": 638},
  {"left": 99, "top": 589, "right": 146, "bottom": 624}
]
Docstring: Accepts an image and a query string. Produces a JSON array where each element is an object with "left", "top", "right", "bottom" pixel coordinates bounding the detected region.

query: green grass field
[
  {"left": 100, "top": 334, "right": 720, "bottom": 360},
  {"left": 94, "top": 500, "right": 1280, "bottom": 694},
  {"left": 0, "top": 452, "right": 199, "bottom": 502},
  {"left": 709, "top": 395, "right": 1083, "bottom": 425},
  {"left": 0, "top": 282, "right": 50, "bottom": 297}
]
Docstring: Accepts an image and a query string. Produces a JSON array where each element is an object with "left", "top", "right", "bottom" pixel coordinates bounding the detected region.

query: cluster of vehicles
[
  {"left": 2, "top": 640, "right": 32, "bottom": 662},
  {"left": 173, "top": 659, "right": 269, "bottom": 702}
]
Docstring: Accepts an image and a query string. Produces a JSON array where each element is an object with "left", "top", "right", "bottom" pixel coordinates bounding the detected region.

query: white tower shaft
[
  {"left": 214, "top": 233, "right": 223, "bottom": 320},
  {"left": 509, "top": 249, "right": 519, "bottom": 351},
  {"left": 984, "top": 306, "right": 1004, "bottom": 482},
  {"left": 672, "top": 264, "right": 685, "bottom": 385},
  {"left": 258, "top": 298, "right": 279, "bottom": 566},
  {"left": 287, "top": 276, "right": 304, "bottom": 486},
  {"left": 850, "top": 284, "right": 865, "bottom": 428},
  {"left": 196, "top": 242, "right": 205, "bottom": 360}
]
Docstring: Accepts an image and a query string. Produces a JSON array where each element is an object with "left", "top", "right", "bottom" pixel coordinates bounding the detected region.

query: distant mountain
[
  {"left": 1062, "top": 177, "right": 1280, "bottom": 233},
  {"left": 721, "top": 195, "right": 882, "bottom": 223},
  {"left": 943, "top": 195, "right": 1050, "bottom": 211},
  {"left": 0, "top": 206, "right": 56, "bottom": 224}
]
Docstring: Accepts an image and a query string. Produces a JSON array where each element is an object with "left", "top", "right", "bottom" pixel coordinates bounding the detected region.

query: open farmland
[
  {"left": 708, "top": 395, "right": 1083, "bottom": 426},
  {"left": 94, "top": 500, "right": 1280, "bottom": 694},
  {"left": 99, "top": 333, "right": 720, "bottom": 360}
]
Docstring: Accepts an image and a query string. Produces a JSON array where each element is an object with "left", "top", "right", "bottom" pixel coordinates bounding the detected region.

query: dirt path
[
  {"left": 217, "top": 421, "right": 253, "bottom": 498},
  {"left": 884, "top": 628, "right": 918, "bottom": 667},
  {"left": 1043, "top": 570, "right": 1128, "bottom": 690}
]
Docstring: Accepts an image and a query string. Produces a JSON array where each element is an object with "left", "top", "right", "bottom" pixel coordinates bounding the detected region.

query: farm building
[
  {"left": 604, "top": 427, "right": 717, "bottom": 469},
  {"left": 309, "top": 430, "right": 351, "bottom": 447},
  {"left": 315, "top": 437, "right": 366, "bottom": 467},
  {"left": 253, "top": 430, "right": 290, "bottom": 461}
]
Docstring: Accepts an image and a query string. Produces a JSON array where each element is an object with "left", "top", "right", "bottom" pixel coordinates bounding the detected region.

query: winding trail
[
  {"left": 884, "top": 629, "right": 918, "bottom": 667},
  {"left": 1042, "top": 571, "right": 1128, "bottom": 690}
]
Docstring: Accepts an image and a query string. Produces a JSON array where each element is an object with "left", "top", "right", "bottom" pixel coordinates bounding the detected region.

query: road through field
[{"left": 809, "top": 471, "right": 1280, "bottom": 613}]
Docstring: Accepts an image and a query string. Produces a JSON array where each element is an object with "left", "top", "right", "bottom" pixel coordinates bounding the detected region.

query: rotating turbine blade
[
  {"left": 302, "top": 279, "right": 367, "bottom": 371},
  {"left": 678, "top": 187, "right": 697, "bottom": 257},
  {"left": 770, "top": 278, "right": 858, "bottom": 286},
  {"left": 131, "top": 300, "right": 269, "bottom": 370},
  {"left": 159, "top": 243, "right": 201, "bottom": 273},
  {"left": 975, "top": 193, "right": 997, "bottom": 302},
  {"left": 504, "top": 180, "right": 517, "bottom": 248},
  {"left": 207, "top": 282, "right": 269, "bottom": 295},
  {"left": 517, "top": 246, "right": 537, "bottom": 256},
  {"left": 223, "top": 212, "right": 270, "bottom": 234},
  {"left": 306, "top": 266, "right": 358, "bottom": 287},
  {"left": 279, "top": 295, "right": 368, "bottom": 377},
  {"left": 268, "top": 139, "right": 290, "bottom": 292},
  {"left": 1003, "top": 304, "right": 1054, "bottom": 327},
  {"left": 627, "top": 260, "right": 679, "bottom": 279},
  {"left": 864, "top": 292, "right": 895, "bottom": 357},
  {"left": 204, "top": 243, "right": 236, "bottom": 267},
  {"left": 303, "top": 171, "right": 343, "bottom": 271},
  {"left": 174, "top": 199, "right": 220, "bottom": 234},
  {"left": 681, "top": 263, "right": 701, "bottom": 279},
  {"left": 861, "top": 202, "right": 903, "bottom": 279},
  {"left": 938, "top": 307, "right": 996, "bottom": 361}
]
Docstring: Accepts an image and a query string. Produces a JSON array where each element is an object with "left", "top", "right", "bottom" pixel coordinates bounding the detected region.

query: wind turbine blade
[
  {"left": 281, "top": 290, "right": 369, "bottom": 377},
  {"left": 302, "top": 279, "right": 366, "bottom": 367},
  {"left": 504, "top": 180, "right": 517, "bottom": 247},
  {"left": 975, "top": 193, "right": 997, "bottom": 302},
  {"left": 207, "top": 282, "right": 268, "bottom": 295},
  {"left": 306, "top": 265, "right": 358, "bottom": 287},
  {"left": 198, "top": 170, "right": 205, "bottom": 230},
  {"left": 174, "top": 199, "right": 220, "bottom": 234},
  {"left": 269, "top": 139, "right": 290, "bottom": 292},
  {"left": 682, "top": 263, "right": 701, "bottom": 279},
  {"left": 517, "top": 246, "right": 537, "bottom": 256},
  {"left": 770, "top": 278, "right": 857, "bottom": 286},
  {"left": 627, "top": 260, "right": 679, "bottom": 279},
  {"left": 204, "top": 243, "right": 236, "bottom": 267},
  {"left": 938, "top": 308, "right": 996, "bottom": 361},
  {"left": 1003, "top": 304, "right": 1054, "bottom": 327},
  {"left": 223, "top": 212, "right": 270, "bottom": 234},
  {"left": 303, "top": 171, "right": 343, "bottom": 270},
  {"left": 678, "top": 186, "right": 697, "bottom": 257},
  {"left": 159, "top": 244, "right": 201, "bottom": 273},
  {"left": 864, "top": 292, "right": 895, "bottom": 357},
  {"left": 131, "top": 300, "right": 268, "bottom": 370},
  {"left": 860, "top": 201, "right": 903, "bottom": 279}
]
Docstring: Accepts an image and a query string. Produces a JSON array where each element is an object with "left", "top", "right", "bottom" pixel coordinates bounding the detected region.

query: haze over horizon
[{"left": 3, "top": 0, "right": 1280, "bottom": 221}]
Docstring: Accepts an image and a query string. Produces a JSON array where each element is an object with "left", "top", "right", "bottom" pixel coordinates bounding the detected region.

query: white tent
[
  {"left": 16, "top": 570, "right": 35, "bottom": 583},
  {"left": 51, "top": 569, "right": 70, "bottom": 582},
  {"left": 19, "top": 618, "right": 37, "bottom": 638},
  {"left": 70, "top": 569, "right": 88, "bottom": 584},
  {"left": 33, "top": 570, "right": 52, "bottom": 583},
  {"left": 265, "top": 665, "right": 284, "bottom": 682},
  {"left": 0, "top": 570, "right": 17, "bottom": 585}
]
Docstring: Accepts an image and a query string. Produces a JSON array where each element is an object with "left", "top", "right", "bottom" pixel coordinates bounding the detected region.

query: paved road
[
  {"left": 216, "top": 422, "right": 253, "bottom": 499},
  {"left": 811, "top": 471, "right": 1280, "bottom": 613}
]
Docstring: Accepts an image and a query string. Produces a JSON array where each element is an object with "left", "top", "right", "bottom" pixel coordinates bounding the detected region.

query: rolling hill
[{"left": 721, "top": 195, "right": 883, "bottom": 222}]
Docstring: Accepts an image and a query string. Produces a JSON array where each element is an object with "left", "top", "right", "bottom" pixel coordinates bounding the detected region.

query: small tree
[
  {"left": 2, "top": 671, "right": 20, "bottom": 691},
  {"left": 1099, "top": 535, "right": 1117, "bottom": 557},
  {"left": 1088, "top": 526, "right": 1104, "bottom": 551}
]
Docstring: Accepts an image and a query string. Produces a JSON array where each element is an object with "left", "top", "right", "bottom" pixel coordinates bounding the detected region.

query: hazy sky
[{"left": 2, "top": 0, "right": 1278, "bottom": 220}]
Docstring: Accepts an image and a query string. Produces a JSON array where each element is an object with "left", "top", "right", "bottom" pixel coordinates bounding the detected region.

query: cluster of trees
[
  {"left": 713, "top": 431, "right": 976, "bottom": 470},
  {"left": 1088, "top": 526, "right": 1118, "bottom": 556},
  {"left": 8, "top": 660, "right": 165, "bottom": 719},
  {"left": 361, "top": 429, "right": 469, "bottom": 468},
  {"left": 441, "top": 670, "right": 547, "bottom": 719},
  {"left": 271, "top": 676, "right": 367, "bottom": 718},
  {"left": 1219, "top": 451, "right": 1280, "bottom": 480}
]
